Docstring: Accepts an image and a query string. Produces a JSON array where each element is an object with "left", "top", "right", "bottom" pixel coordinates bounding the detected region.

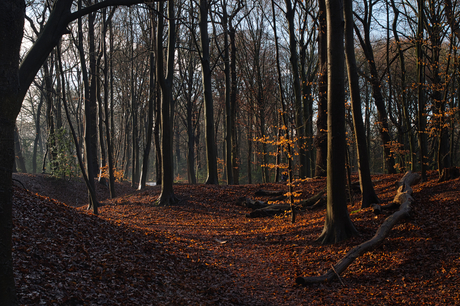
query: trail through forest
[{"left": 12, "top": 172, "right": 460, "bottom": 305}]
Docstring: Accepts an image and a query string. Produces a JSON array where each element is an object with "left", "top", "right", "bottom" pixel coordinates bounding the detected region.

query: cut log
[{"left": 296, "top": 171, "right": 420, "bottom": 285}]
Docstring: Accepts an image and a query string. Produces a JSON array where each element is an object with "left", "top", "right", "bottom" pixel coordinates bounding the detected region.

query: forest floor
[{"left": 11, "top": 171, "right": 460, "bottom": 305}]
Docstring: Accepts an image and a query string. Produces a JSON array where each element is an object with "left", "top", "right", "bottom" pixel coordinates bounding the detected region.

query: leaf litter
[{"left": 12, "top": 171, "right": 460, "bottom": 305}]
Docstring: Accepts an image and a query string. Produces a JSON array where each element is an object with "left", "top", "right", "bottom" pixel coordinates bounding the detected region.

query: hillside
[{"left": 11, "top": 172, "right": 460, "bottom": 305}]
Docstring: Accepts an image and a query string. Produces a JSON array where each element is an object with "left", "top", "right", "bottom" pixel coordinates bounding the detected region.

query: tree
[
  {"left": 416, "top": 0, "right": 428, "bottom": 181},
  {"left": 314, "top": 0, "right": 327, "bottom": 178},
  {"left": 0, "top": 2, "right": 24, "bottom": 303},
  {"left": 139, "top": 7, "right": 156, "bottom": 190},
  {"left": 156, "top": 0, "right": 178, "bottom": 206},
  {"left": 199, "top": 0, "right": 219, "bottom": 184},
  {"left": 0, "top": 0, "right": 155, "bottom": 303},
  {"left": 284, "top": 0, "right": 306, "bottom": 179},
  {"left": 354, "top": 0, "right": 396, "bottom": 174},
  {"left": 317, "top": 0, "right": 358, "bottom": 244},
  {"left": 344, "top": 0, "right": 379, "bottom": 208}
]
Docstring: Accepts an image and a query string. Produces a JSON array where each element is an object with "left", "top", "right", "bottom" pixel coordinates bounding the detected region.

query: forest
[{"left": 1, "top": 0, "right": 460, "bottom": 304}]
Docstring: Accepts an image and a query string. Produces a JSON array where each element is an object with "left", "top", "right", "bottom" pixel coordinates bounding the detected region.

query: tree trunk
[
  {"left": 156, "top": 0, "right": 177, "bottom": 206},
  {"left": 344, "top": 0, "right": 379, "bottom": 208},
  {"left": 230, "top": 25, "right": 239, "bottom": 184},
  {"left": 0, "top": 0, "right": 25, "bottom": 303},
  {"left": 14, "top": 124, "right": 27, "bottom": 173},
  {"left": 391, "top": 0, "right": 414, "bottom": 171},
  {"left": 78, "top": 0, "right": 98, "bottom": 214},
  {"left": 315, "top": 0, "right": 327, "bottom": 178},
  {"left": 32, "top": 90, "right": 44, "bottom": 174},
  {"left": 139, "top": 8, "right": 156, "bottom": 190},
  {"left": 102, "top": 10, "right": 115, "bottom": 198},
  {"left": 285, "top": 0, "right": 306, "bottom": 179},
  {"left": 317, "top": 0, "right": 358, "bottom": 245},
  {"left": 417, "top": 0, "right": 428, "bottom": 181},
  {"left": 353, "top": 0, "right": 395, "bottom": 174},
  {"left": 199, "top": 0, "right": 219, "bottom": 185}
]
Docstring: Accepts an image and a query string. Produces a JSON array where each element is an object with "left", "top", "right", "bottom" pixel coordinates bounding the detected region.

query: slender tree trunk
[
  {"left": 391, "top": 0, "right": 414, "bottom": 171},
  {"left": 222, "top": 2, "right": 233, "bottom": 185},
  {"left": 315, "top": 0, "right": 327, "bottom": 177},
  {"left": 139, "top": 8, "right": 156, "bottom": 190},
  {"left": 199, "top": 0, "right": 219, "bottom": 184},
  {"left": 78, "top": 0, "right": 98, "bottom": 213},
  {"left": 417, "top": 0, "right": 427, "bottom": 181},
  {"left": 285, "top": 0, "right": 306, "bottom": 179},
  {"left": 344, "top": 0, "right": 379, "bottom": 208},
  {"left": 14, "top": 124, "right": 27, "bottom": 173},
  {"left": 230, "top": 25, "right": 239, "bottom": 184},
  {"left": 32, "top": 90, "right": 44, "bottom": 173},
  {"left": 43, "top": 57, "right": 57, "bottom": 174},
  {"left": 156, "top": 0, "right": 177, "bottom": 205},
  {"left": 102, "top": 11, "right": 115, "bottom": 198}
]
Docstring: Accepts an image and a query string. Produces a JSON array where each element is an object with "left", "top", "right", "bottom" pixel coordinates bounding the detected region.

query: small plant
[{"left": 49, "top": 127, "right": 79, "bottom": 179}]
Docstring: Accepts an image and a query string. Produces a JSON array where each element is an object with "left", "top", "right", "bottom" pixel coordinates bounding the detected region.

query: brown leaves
[{"left": 12, "top": 172, "right": 460, "bottom": 304}]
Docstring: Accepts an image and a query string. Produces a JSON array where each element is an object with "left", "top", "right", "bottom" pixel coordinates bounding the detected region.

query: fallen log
[
  {"left": 438, "top": 167, "right": 460, "bottom": 182},
  {"left": 254, "top": 189, "right": 287, "bottom": 196},
  {"left": 245, "top": 189, "right": 326, "bottom": 218},
  {"left": 296, "top": 171, "right": 420, "bottom": 285}
]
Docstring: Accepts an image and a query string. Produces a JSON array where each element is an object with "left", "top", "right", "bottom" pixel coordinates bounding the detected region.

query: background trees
[{"left": 16, "top": 0, "right": 460, "bottom": 188}]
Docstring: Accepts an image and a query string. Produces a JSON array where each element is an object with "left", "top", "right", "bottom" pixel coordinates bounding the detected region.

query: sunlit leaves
[{"left": 11, "top": 171, "right": 460, "bottom": 304}]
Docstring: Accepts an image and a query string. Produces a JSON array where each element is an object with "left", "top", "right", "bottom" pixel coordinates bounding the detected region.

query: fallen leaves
[{"left": 11, "top": 171, "right": 460, "bottom": 305}]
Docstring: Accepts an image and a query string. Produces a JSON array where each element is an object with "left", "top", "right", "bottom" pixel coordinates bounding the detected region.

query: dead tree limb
[
  {"left": 296, "top": 171, "right": 420, "bottom": 285},
  {"left": 245, "top": 189, "right": 326, "bottom": 218},
  {"left": 254, "top": 189, "right": 287, "bottom": 196}
]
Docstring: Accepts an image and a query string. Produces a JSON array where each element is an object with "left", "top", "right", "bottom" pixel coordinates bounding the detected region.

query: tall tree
[
  {"left": 354, "top": 0, "right": 396, "bottom": 174},
  {"left": 199, "top": 0, "right": 219, "bottom": 184},
  {"left": 317, "top": 0, "right": 358, "bottom": 244},
  {"left": 139, "top": 7, "right": 156, "bottom": 190},
  {"left": 344, "top": 0, "right": 380, "bottom": 208},
  {"left": 0, "top": 1, "right": 153, "bottom": 302},
  {"left": 314, "top": 0, "right": 327, "bottom": 177},
  {"left": 416, "top": 0, "right": 428, "bottom": 181},
  {"left": 0, "top": 1, "right": 24, "bottom": 303},
  {"left": 284, "top": 0, "right": 306, "bottom": 179},
  {"left": 77, "top": 0, "right": 98, "bottom": 213},
  {"left": 156, "top": 0, "right": 178, "bottom": 205}
]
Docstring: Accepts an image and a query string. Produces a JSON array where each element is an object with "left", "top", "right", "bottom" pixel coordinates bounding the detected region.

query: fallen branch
[
  {"left": 244, "top": 189, "right": 326, "bottom": 218},
  {"left": 296, "top": 171, "right": 420, "bottom": 285},
  {"left": 254, "top": 189, "right": 287, "bottom": 196}
]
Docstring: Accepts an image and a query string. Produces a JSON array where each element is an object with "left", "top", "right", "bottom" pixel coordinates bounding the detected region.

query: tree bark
[
  {"left": 0, "top": 0, "right": 25, "bottom": 304},
  {"left": 317, "top": 0, "right": 358, "bottom": 245}
]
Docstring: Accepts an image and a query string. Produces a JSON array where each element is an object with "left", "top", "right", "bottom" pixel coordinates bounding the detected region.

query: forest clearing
[{"left": 12, "top": 172, "right": 460, "bottom": 305}]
